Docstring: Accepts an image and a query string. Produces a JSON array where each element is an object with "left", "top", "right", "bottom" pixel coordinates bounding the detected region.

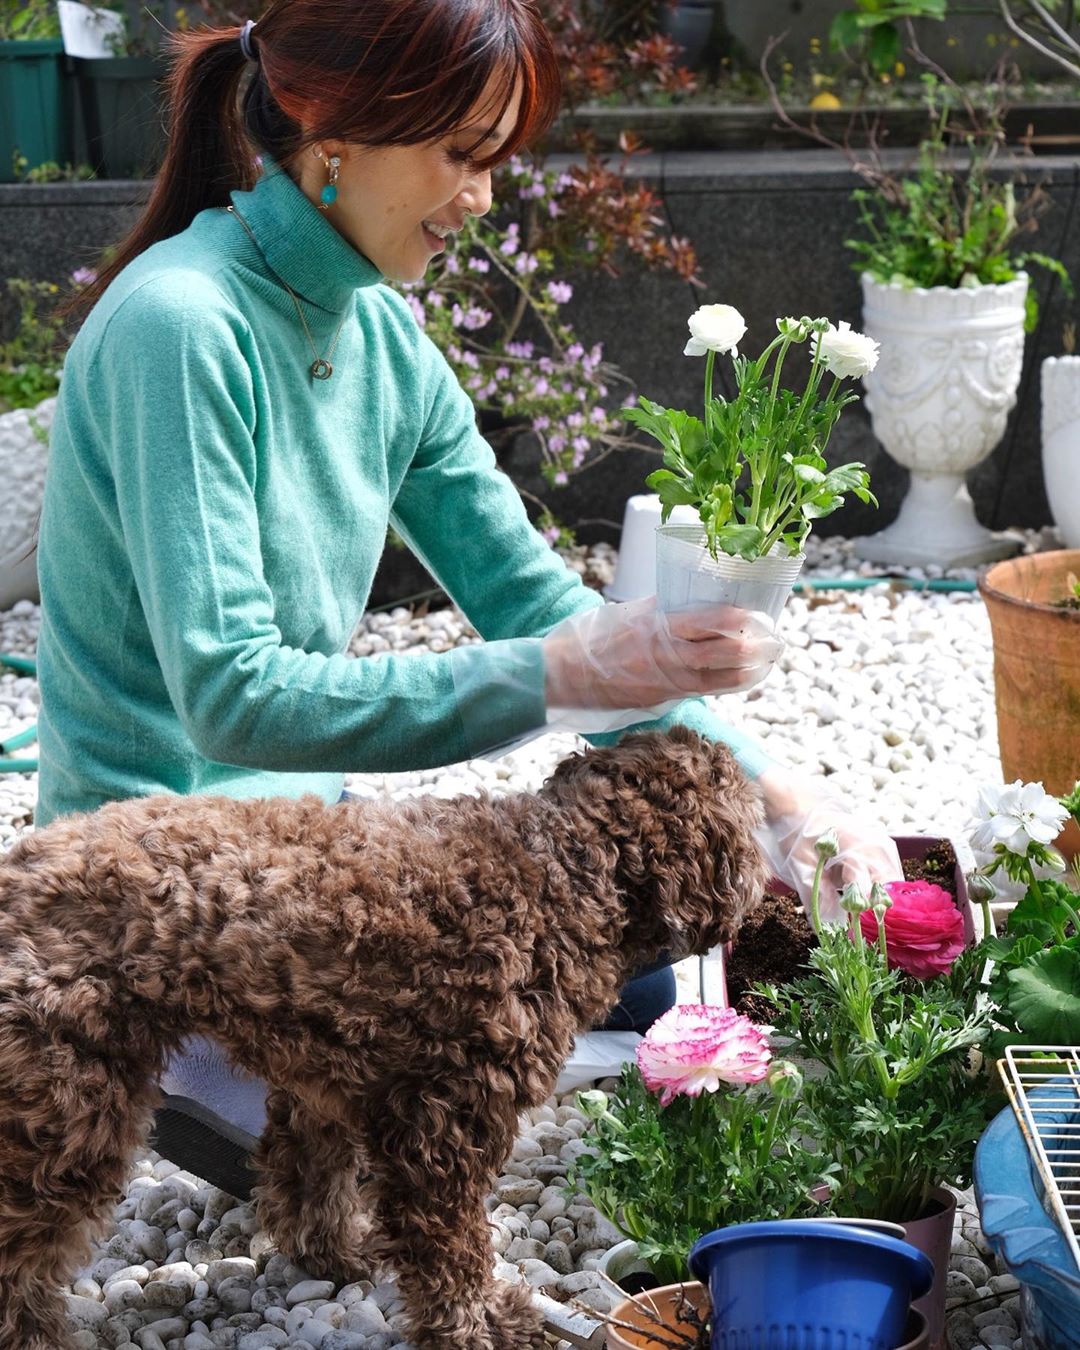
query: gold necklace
[{"left": 225, "top": 204, "right": 350, "bottom": 380}]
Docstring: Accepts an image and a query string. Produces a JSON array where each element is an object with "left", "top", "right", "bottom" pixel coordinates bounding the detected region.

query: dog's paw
[{"left": 486, "top": 1280, "right": 547, "bottom": 1349}]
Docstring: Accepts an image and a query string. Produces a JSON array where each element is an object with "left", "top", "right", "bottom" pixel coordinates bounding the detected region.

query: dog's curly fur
[{"left": 0, "top": 727, "right": 766, "bottom": 1350}]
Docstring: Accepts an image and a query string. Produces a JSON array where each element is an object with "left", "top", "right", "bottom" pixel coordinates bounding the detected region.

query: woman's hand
[
  {"left": 754, "top": 764, "right": 903, "bottom": 925},
  {"left": 542, "top": 597, "right": 783, "bottom": 732}
]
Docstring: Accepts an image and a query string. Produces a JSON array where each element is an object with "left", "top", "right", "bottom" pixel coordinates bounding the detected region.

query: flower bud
[
  {"left": 766, "top": 1059, "right": 803, "bottom": 1100},
  {"left": 1044, "top": 847, "right": 1068, "bottom": 874},
  {"left": 815, "top": 829, "right": 840, "bottom": 861},
  {"left": 776, "top": 316, "right": 811, "bottom": 341},
  {"left": 967, "top": 871, "right": 997, "bottom": 904},
  {"left": 840, "top": 882, "right": 870, "bottom": 915},
  {"left": 870, "top": 882, "right": 893, "bottom": 917},
  {"left": 576, "top": 1090, "right": 609, "bottom": 1121}
]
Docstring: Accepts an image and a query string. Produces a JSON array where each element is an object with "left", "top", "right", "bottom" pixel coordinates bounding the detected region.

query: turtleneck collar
[{"left": 227, "top": 153, "right": 384, "bottom": 313}]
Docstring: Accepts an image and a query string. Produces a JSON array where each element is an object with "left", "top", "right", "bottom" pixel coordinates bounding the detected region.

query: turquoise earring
[{"left": 319, "top": 155, "right": 341, "bottom": 210}]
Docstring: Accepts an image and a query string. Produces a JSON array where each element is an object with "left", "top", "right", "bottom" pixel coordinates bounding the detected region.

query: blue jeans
[{"left": 600, "top": 957, "right": 677, "bottom": 1034}]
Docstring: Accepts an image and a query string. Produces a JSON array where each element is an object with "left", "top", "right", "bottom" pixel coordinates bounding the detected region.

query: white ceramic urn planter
[
  {"left": 853, "top": 272, "right": 1028, "bottom": 569},
  {"left": 1041, "top": 355, "right": 1080, "bottom": 549},
  {"left": 0, "top": 397, "right": 55, "bottom": 611}
]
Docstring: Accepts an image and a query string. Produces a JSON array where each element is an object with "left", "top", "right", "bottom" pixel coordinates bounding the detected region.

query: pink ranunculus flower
[
  {"left": 637, "top": 1004, "right": 772, "bottom": 1107},
  {"left": 860, "top": 879, "right": 966, "bottom": 980}
]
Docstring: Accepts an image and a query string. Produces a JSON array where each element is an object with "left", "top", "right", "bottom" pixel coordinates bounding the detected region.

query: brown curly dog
[{"left": 0, "top": 726, "right": 766, "bottom": 1350}]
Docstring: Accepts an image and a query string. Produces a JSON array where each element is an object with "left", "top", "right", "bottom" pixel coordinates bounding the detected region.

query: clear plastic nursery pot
[
  {"left": 687, "top": 1221, "right": 934, "bottom": 1350},
  {"left": 655, "top": 526, "right": 805, "bottom": 627}
]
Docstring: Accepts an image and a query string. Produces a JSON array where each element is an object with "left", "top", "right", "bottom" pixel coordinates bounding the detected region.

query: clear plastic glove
[
  {"left": 542, "top": 596, "right": 783, "bottom": 735},
  {"left": 754, "top": 765, "right": 903, "bottom": 927}
]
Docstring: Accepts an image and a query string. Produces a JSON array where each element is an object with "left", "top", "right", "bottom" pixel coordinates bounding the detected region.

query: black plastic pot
[
  {"left": 658, "top": 0, "right": 724, "bottom": 71},
  {"left": 69, "top": 54, "right": 167, "bottom": 179}
]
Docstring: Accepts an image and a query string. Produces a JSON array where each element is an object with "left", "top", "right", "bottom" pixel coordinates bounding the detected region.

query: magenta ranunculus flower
[
  {"left": 636, "top": 1004, "right": 772, "bottom": 1106},
  {"left": 860, "top": 880, "right": 966, "bottom": 980}
]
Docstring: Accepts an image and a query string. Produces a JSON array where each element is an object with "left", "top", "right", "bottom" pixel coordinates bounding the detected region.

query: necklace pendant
[{"left": 311, "top": 358, "right": 333, "bottom": 380}]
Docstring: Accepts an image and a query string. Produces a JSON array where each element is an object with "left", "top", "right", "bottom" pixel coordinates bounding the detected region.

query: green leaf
[
  {"left": 1006, "top": 946, "right": 1080, "bottom": 1043},
  {"left": 823, "top": 462, "right": 871, "bottom": 493},
  {"left": 829, "top": 10, "right": 862, "bottom": 50},
  {"left": 713, "top": 523, "right": 765, "bottom": 561},
  {"left": 1007, "top": 888, "right": 1065, "bottom": 943},
  {"left": 646, "top": 469, "right": 699, "bottom": 507},
  {"left": 868, "top": 21, "right": 900, "bottom": 73}
]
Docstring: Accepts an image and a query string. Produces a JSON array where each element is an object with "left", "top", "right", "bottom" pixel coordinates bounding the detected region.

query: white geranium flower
[
  {"left": 684, "top": 304, "right": 747, "bottom": 358},
  {"left": 970, "top": 780, "right": 1069, "bottom": 856},
  {"left": 812, "top": 321, "right": 880, "bottom": 379}
]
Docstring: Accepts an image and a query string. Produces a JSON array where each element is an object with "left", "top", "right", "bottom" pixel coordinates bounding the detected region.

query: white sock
[{"left": 160, "top": 1036, "right": 268, "bottom": 1139}]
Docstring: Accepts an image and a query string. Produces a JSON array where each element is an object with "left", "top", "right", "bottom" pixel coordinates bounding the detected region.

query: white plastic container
[
  {"left": 57, "top": 1, "right": 125, "bottom": 58},
  {"left": 1042, "top": 355, "right": 1080, "bottom": 549},
  {"left": 606, "top": 494, "right": 699, "bottom": 602},
  {"left": 655, "top": 525, "right": 805, "bottom": 627}
]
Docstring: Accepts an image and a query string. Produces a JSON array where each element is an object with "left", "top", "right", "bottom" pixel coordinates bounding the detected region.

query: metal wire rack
[{"left": 998, "top": 1045, "right": 1080, "bottom": 1274}]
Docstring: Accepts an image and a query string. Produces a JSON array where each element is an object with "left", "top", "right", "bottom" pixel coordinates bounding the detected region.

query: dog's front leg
[
  {"left": 252, "top": 1090, "right": 374, "bottom": 1284},
  {"left": 360, "top": 1078, "right": 548, "bottom": 1350}
]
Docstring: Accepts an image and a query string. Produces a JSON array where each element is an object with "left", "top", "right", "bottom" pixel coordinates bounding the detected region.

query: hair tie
[{"left": 239, "top": 19, "right": 258, "bottom": 63}]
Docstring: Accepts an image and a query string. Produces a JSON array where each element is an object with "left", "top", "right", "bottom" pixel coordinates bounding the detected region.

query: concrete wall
[{"left": 2, "top": 148, "right": 1078, "bottom": 600}]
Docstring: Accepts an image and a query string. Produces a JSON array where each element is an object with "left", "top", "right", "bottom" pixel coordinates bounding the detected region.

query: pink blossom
[
  {"left": 547, "top": 281, "right": 573, "bottom": 304},
  {"left": 637, "top": 1004, "right": 772, "bottom": 1107},
  {"left": 859, "top": 880, "right": 966, "bottom": 979},
  {"left": 70, "top": 267, "right": 97, "bottom": 287}
]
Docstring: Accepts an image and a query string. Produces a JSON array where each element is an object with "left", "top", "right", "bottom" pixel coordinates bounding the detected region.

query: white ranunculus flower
[
  {"left": 684, "top": 304, "right": 747, "bottom": 358},
  {"left": 812, "top": 320, "right": 880, "bottom": 379},
  {"left": 969, "top": 780, "right": 1070, "bottom": 856}
]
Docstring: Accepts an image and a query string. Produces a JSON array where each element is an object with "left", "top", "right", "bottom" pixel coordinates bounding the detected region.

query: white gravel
[{"left": 0, "top": 527, "right": 1055, "bottom": 1350}]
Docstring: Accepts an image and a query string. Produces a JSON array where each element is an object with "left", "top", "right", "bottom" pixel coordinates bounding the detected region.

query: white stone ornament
[
  {"left": 1041, "top": 355, "right": 1080, "bottom": 548},
  {"left": 853, "top": 272, "right": 1029, "bottom": 568},
  {"left": 0, "top": 397, "right": 55, "bottom": 609}
]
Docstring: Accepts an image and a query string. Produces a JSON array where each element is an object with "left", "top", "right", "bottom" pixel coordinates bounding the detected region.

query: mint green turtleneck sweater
[{"left": 35, "top": 156, "right": 770, "bottom": 827}]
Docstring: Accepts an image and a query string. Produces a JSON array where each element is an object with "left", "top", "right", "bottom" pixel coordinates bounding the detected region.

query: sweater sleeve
[
  {"left": 90, "top": 280, "right": 546, "bottom": 772},
  {"left": 391, "top": 330, "right": 777, "bottom": 779}
]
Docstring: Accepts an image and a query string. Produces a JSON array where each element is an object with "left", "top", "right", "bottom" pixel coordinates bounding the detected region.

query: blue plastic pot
[
  {"left": 975, "top": 1094, "right": 1080, "bottom": 1349},
  {"left": 688, "top": 1220, "right": 935, "bottom": 1350}
]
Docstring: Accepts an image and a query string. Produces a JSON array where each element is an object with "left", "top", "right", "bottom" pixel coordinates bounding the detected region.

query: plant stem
[
  {"left": 810, "top": 855, "right": 826, "bottom": 938},
  {"left": 704, "top": 348, "right": 716, "bottom": 442}
]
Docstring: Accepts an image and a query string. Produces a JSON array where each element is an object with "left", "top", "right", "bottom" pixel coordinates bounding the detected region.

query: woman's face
[{"left": 294, "top": 72, "right": 522, "bottom": 284}]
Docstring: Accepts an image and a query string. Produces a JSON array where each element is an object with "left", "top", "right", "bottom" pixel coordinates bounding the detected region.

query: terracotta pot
[
  {"left": 607, "top": 1283, "right": 931, "bottom": 1350},
  {"left": 978, "top": 550, "right": 1080, "bottom": 861},
  {"left": 898, "top": 1187, "right": 957, "bottom": 1350},
  {"left": 606, "top": 1280, "right": 709, "bottom": 1350}
]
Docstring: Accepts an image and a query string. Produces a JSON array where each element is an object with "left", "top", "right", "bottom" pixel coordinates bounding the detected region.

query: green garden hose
[
  {"left": 793, "top": 576, "right": 978, "bottom": 594},
  {"left": 0, "top": 653, "right": 38, "bottom": 774}
]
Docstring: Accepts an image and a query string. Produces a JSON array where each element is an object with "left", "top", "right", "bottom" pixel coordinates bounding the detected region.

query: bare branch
[{"left": 998, "top": 0, "right": 1080, "bottom": 78}]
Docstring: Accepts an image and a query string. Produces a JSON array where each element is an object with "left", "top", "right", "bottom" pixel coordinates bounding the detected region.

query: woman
[{"left": 38, "top": 0, "right": 899, "bottom": 1192}]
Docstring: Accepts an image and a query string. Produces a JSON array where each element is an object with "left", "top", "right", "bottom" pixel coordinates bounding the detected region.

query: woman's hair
[{"left": 63, "top": 0, "right": 561, "bottom": 318}]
